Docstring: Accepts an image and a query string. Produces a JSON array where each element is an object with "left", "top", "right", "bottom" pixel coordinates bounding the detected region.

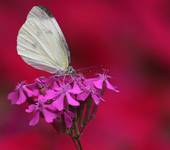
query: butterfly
[{"left": 17, "top": 6, "right": 75, "bottom": 75}]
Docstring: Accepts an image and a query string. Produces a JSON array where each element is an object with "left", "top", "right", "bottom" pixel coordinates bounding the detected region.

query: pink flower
[
  {"left": 77, "top": 79, "right": 103, "bottom": 105},
  {"left": 27, "top": 77, "right": 56, "bottom": 98},
  {"left": 71, "top": 74, "right": 86, "bottom": 90},
  {"left": 33, "top": 76, "right": 50, "bottom": 91},
  {"left": 64, "top": 110, "right": 75, "bottom": 128},
  {"left": 93, "top": 73, "right": 119, "bottom": 92},
  {"left": 52, "top": 83, "right": 82, "bottom": 111},
  {"left": 8, "top": 82, "right": 37, "bottom": 105},
  {"left": 26, "top": 94, "right": 57, "bottom": 126},
  {"left": 8, "top": 72, "right": 118, "bottom": 130}
]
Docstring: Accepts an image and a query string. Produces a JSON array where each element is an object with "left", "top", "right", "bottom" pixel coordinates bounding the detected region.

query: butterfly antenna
[
  {"left": 76, "top": 65, "right": 105, "bottom": 74},
  {"left": 102, "top": 68, "right": 110, "bottom": 74}
]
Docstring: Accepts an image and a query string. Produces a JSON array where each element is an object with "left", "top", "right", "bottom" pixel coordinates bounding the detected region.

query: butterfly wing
[{"left": 17, "top": 6, "right": 70, "bottom": 73}]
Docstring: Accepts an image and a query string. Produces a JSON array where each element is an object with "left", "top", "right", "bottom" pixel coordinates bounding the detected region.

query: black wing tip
[{"left": 36, "top": 5, "right": 53, "bottom": 17}]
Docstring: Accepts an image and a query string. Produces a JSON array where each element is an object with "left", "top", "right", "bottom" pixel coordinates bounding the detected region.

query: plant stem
[
  {"left": 76, "top": 138, "right": 83, "bottom": 150},
  {"left": 84, "top": 99, "right": 92, "bottom": 125},
  {"left": 71, "top": 137, "right": 79, "bottom": 150},
  {"left": 52, "top": 118, "right": 83, "bottom": 150},
  {"left": 70, "top": 121, "right": 83, "bottom": 150},
  {"left": 70, "top": 136, "right": 83, "bottom": 150}
]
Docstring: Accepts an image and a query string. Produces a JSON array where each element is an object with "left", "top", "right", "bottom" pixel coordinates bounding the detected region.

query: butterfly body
[
  {"left": 17, "top": 6, "right": 72, "bottom": 74},
  {"left": 55, "top": 66, "right": 76, "bottom": 76}
]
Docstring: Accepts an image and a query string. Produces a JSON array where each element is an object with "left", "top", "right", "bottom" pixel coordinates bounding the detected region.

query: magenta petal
[
  {"left": 52, "top": 81, "right": 60, "bottom": 89},
  {"left": 105, "top": 80, "right": 119, "bottom": 92},
  {"left": 93, "top": 79, "right": 104, "bottom": 89},
  {"left": 23, "top": 86, "right": 34, "bottom": 97},
  {"left": 64, "top": 111, "right": 73, "bottom": 128},
  {"left": 46, "top": 104, "right": 56, "bottom": 111},
  {"left": 26, "top": 105, "right": 36, "bottom": 113},
  {"left": 29, "top": 111, "right": 40, "bottom": 126},
  {"left": 44, "top": 89, "right": 57, "bottom": 99},
  {"left": 84, "top": 78, "right": 96, "bottom": 86},
  {"left": 53, "top": 94, "right": 65, "bottom": 111},
  {"left": 92, "top": 94, "right": 101, "bottom": 105},
  {"left": 8, "top": 91, "right": 18, "bottom": 104},
  {"left": 53, "top": 83, "right": 62, "bottom": 91},
  {"left": 32, "top": 89, "right": 39, "bottom": 96},
  {"left": 67, "top": 110, "right": 75, "bottom": 118},
  {"left": 16, "top": 89, "right": 27, "bottom": 105},
  {"left": 43, "top": 109, "right": 56, "bottom": 123},
  {"left": 77, "top": 92, "right": 89, "bottom": 101},
  {"left": 26, "top": 83, "right": 39, "bottom": 96},
  {"left": 66, "top": 93, "right": 79, "bottom": 106},
  {"left": 38, "top": 95, "right": 47, "bottom": 103},
  {"left": 69, "top": 83, "right": 82, "bottom": 94}
]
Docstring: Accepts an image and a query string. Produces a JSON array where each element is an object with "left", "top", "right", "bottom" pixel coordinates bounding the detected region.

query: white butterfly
[{"left": 17, "top": 6, "right": 74, "bottom": 75}]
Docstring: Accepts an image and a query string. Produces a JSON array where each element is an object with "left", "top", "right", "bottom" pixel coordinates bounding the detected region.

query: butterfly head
[
  {"left": 66, "top": 66, "right": 76, "bottom": 74},
  {"left": 54, "top": 66, "right": 75, "bottom": 76}
]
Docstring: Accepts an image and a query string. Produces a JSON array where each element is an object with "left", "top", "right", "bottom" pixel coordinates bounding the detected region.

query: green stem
[
  {"left": 76, "top": 138, "right": 83, "bottom": 150},
  {"left": 72, "top": 121, "right": 83, "bottom": 150},
  {"left": 80, "top": 99, "right": 92, "bottom": 134},
  {"left": 78, "top": 103, "right": 85, "bottom": 127},
  {"left": 71, "top": 137, "right": 79, "bottom": 150},
  {"left": 74, "top": 120, "right": 80, "bottom": 136}
]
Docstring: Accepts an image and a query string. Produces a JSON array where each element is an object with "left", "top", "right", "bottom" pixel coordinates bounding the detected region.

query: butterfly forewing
[{"left": 17, "top": 6, "right": 70, "bottom": 73}]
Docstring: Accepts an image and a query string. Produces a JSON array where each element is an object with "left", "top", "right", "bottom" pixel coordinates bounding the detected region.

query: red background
[{"left": 0, "top": 0, "right": 170, "bottom": 150}]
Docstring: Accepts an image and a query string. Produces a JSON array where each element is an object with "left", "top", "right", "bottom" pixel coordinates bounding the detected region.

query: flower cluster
[{"left": 8, "top": 73, "right": 118, "bottom": 131}]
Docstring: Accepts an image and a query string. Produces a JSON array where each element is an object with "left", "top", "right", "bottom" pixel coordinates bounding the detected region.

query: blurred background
[{"left": 0, "top": 0, "right": 170, "bottom": 150}]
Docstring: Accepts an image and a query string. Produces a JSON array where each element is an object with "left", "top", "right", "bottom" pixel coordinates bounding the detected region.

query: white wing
[{"left": 17, "top": 6, "right": 70, "bottom": 73}]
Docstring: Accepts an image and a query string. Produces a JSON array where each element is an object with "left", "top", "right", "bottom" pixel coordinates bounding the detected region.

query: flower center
[{"left": 61, "top": 84, "right": 71, "bottom": 93}]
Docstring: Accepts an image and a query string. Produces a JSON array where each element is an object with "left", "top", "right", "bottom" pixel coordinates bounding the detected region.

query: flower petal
[
  {"left": 26, "top": 83, "right": 39, "bottom": 96},
  {"left": 84, "top": 78, "right": 96, "bottom": 86},
  {"left": 52, "top": 94, "right": 65, "bottom": 111},
  {"left": 38, "top": 95, "right": 47, "bottom": 103},
  {"left": 29, "top": 111, "right": 40, "bottom": 126},
  {"left": 64, "top": 111, "right": 74, "bottom": 128},
  {"left": 23, "top": 86, "right": 34, "bottom": 97},
  {"left": 16, "top": 89, "right": 27, "bottom": 105},
  {"left": 92, "top": 94, "right": 101, "bottom": 105},
  {"left": 43, "top": 109, "right": 57, "bottom": 123},
  {"left": 8, "top": 91, "right": 18, "bottom": 104},
  {"left": 67, "top": 110, "right": 75, "bottom": 118},
  {"left": 93, "top": 79, "right": 104, "bottom": 89},
  {"left": 26, "top": 104, "right": 37, "bottom": 113},
  {"left": 44, "top": 89, "right": 57, "bottom": 99},
  {"left": 66, "top": 93, "right": 79, "bottom": 106},
  {"left": 69, "top": 83, "right": 82, "bottom": 94},
  {"left": 77, "top": 92, "right": 89, "bottom": 101},
  {"left": 105, "top": 80, "right": 119, "bottom": 92},
  {"left": 53, "top": 83, "right": 61, "bottom": 91}
]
